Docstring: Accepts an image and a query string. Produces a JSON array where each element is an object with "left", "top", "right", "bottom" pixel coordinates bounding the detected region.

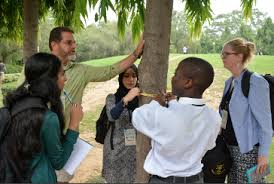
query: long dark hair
[{"left": 2, "top": 53, "right": 65, "bottom": 182}]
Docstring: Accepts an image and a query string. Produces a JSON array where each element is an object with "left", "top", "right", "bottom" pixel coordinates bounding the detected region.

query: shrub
[
  {"left": 2, "top": 73, "right": 20, "bottom": 83},
  {"left": 1, "top": 82, "right": 17, "bottom": 97},
  {"left": 6, "top": 64, "right": 23, "bottom": 74}
]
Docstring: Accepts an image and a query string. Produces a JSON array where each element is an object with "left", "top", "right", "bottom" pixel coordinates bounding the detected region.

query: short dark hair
[
  {"left": 49, "top": 26, "right": 74, "bottom": 51},
  {"left": 178, "top": 57, "right": 214, "bottom": 94}
]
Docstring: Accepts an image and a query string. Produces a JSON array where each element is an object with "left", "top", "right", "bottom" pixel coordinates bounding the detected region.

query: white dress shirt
[{"left": 132, "top": 97, "right": 221, "bottom": 178}]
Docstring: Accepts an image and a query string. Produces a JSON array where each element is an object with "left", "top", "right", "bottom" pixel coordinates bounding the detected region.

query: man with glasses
[{"left": 49, "top": 26, "right": 144, "bottom": 182}]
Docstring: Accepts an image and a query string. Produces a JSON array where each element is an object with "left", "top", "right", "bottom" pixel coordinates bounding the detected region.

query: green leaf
[
  {"left": 131, "top": 13, "right": 142, "bottom": 42},
  {"left": 107, "top": 0, "right": 116, "bottom": 13},
  {"left": 117, "top": 11, "right": 126, "bottom": 38},
  {"left": 241, "top": 0, "right": 256, "bottom": 20},
  {"left": 184, "top": 0, "right": 213, "bottom": 38},
  {"left": 99, "top": 0, "right": 108, "bottom": 22}
]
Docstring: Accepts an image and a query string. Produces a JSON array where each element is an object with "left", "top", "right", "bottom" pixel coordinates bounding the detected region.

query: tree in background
[
  {"left": 170, "top": 11, "right": 190, "bottom": 53},
  {"left": 75, "top": 22, "right": 135, "bottom": 60},
  {"left": 200, "top": 9, "right": 268, "bottom": 54},
  {"left": 0, "top": 0, "right": 145, "bottom": 61},
  {"left": 37, "top": 15, "right": 136, "bottom": 60},
  {"left": 256, "top": 17, "right": 274, "bottom": 55},
  {"left": 0, "top": 39, "right": 22, "bottom": 64}
]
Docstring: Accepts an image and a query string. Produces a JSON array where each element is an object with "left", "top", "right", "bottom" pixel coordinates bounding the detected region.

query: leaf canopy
[{"left": 0, "top": 0, "right": 255, "bottom": 41}]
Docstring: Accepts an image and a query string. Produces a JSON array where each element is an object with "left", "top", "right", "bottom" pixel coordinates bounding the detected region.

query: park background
[{"left": 0, "top": 1, "right": 274, "bottom": 182}]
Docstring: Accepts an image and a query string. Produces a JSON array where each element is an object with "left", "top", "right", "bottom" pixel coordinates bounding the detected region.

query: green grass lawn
[
  {"left": 80, "top": 105, "right": 104, "bottom": 134},
  {"left": 84, "top": 53, "right": 274, "bottom": 91}
]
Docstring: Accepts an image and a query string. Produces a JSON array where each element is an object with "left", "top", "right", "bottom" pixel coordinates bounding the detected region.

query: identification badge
[
  {"left": 221, "top": 110, "right": 228, "bottom": 129},
  {"left": 124, "top": 129, "right": 136, "bottom": 146}
]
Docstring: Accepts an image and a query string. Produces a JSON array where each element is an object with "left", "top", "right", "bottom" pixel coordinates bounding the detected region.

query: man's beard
[{"left": 68, "top": 54, "right": 77, "bottom": 61}]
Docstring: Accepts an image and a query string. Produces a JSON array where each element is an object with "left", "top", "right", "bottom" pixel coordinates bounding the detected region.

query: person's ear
[
  {"left": 184, "top": 78, "right": 193, "bottom": 89},
  {"left": 51, "top": 41, "right": 59, "bottom": 51}
]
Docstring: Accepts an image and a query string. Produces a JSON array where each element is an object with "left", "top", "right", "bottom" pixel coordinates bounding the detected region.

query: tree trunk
[
  {"left": 136, "top": 0, "right": 173, "bottom": 182},
  {"left": 23, "top": 0, "right": 39, "bottom": 62}
]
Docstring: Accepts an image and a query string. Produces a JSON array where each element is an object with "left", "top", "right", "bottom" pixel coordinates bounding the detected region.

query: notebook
[{"left": 246, "top": 164, "right": 271, "bottom": 183}]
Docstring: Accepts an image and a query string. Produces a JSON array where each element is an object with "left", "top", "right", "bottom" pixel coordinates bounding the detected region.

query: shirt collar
[
  {"left": 178, "top": 97, "right": 206, "bottom": 106},
  {"left": 233, "top": 69, "right": 247, "bottom": 83},
  {"left": 63, "top": 62, "right": 74, "bottom": 71}
]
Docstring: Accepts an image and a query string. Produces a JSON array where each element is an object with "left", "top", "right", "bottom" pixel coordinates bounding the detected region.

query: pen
[{"left": 64, "top": 90, "right": 73, "bottom": 104}]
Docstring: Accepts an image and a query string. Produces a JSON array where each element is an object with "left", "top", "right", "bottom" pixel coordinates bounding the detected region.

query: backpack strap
[
  {"left": 241, "top": 70, "right": 254, "bottom": 98},
  {"left": 11, "top": 97, "right": 47, "bottom": 116},
  {"left": 109, "top": 96, "right": 118, "bottom": 150},
  {"left": 0, "top": 97, "right": 47, "bottom": 143},
  {"left": 0, "top": 108, "right": 11, "bottom": 144}
]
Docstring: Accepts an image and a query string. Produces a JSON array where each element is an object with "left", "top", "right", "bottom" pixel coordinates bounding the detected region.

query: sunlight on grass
[
  {"left": 87, "top": 175, "right": 105, "bottom": 183},
  {"left": 80, "top": 105, "right": 104, "bottom": 134}
]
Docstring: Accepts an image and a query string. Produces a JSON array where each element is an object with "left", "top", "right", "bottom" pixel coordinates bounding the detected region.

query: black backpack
[
  {"left": 0, "top": 97, "right": 47, "bottom": 183},
  {"left": 95, "top": 105, "right": 115, "bottom": 150},
  {"left": 241, "top": 70, "right": 274, "bottom": 130}
]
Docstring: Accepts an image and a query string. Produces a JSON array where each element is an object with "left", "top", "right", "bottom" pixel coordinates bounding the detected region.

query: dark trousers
[{"left": 149, "top": 172, "right": 204, "bottom": 183}]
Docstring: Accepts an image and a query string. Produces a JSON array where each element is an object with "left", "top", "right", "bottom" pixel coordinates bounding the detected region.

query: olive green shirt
[
  {"left": 31, "top": 110, "right": 79, "bottom": 184},
  {"left": 62, "top": 62, "right": 121, "bottom": 132}
]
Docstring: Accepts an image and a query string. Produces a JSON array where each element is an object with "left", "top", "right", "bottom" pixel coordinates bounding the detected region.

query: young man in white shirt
[{"left": 132, "top": 57, "right": 221, "bottom": 183}]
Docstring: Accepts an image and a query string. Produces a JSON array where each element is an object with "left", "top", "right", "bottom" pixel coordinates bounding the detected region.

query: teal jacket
[{"left": 31, "top": 110, "right": 79, "bottom": 183}]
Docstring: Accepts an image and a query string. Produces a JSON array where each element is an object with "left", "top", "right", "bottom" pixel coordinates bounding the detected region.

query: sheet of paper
[{"left": 63, "top": 138, "right": 93, "bottom": 175}]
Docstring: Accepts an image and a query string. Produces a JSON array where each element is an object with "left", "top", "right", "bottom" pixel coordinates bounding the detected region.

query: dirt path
[{"left": 70, "top": 76, "right": 222, "bottom": 183}]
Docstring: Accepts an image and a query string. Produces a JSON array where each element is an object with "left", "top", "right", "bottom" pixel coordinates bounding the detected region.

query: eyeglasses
[
  {"left": 220, "top": 52, "right": 238, "bottom": 57},
  {"left": 60, "top": 40, "right": 76, "bottom": 46}
]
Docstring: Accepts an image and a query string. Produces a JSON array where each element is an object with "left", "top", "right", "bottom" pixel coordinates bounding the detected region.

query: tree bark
[
  {"left": 23, "top": 0, "right": 39, "bottom": 62},
  {"left": 136, "top": 0, "right": 173, "bottom": 182}
]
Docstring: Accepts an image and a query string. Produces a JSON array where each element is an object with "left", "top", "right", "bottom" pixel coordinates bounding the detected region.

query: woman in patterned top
[{"left": 102, "top": 64, "right": 140, "bottom": 183}]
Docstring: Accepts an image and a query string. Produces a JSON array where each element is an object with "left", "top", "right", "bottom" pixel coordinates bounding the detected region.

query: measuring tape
[{"left": 140, "top": 92, "right": 156, "bottom": 97}]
